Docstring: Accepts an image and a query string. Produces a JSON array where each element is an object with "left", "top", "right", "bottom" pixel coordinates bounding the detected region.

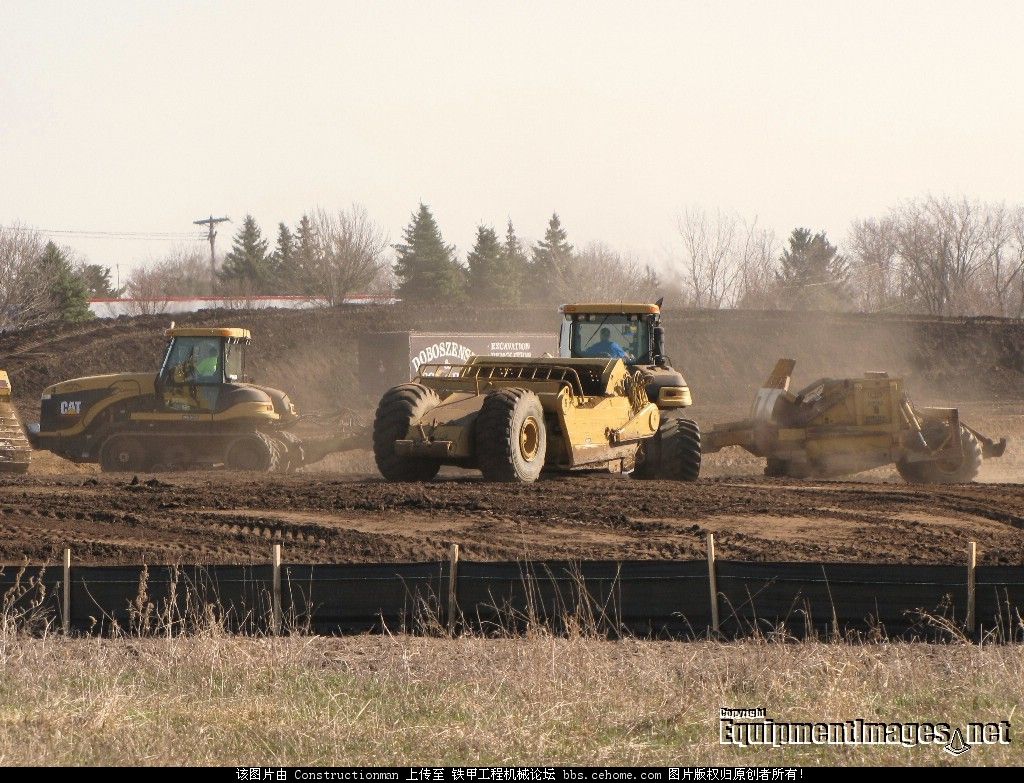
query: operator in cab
[
  {"left": 585, "top": 327, "right": 629, "bottom": 359},
  {"left": 195, "top": 342, "right": 220, "bottom": 380}
]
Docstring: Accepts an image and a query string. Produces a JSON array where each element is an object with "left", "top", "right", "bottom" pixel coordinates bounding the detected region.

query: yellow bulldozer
[
  {"left": 703, "top": 359, "right": 1007, "bottom": 482},
  {"left": 372, "top": 302, "right": 702, "bottom": 482},
  {"left": 0, "top": 370, "right": 31, "bottom": 474},
  {"left": 25, "top": 325, "right": 366, "bottom": 472}
]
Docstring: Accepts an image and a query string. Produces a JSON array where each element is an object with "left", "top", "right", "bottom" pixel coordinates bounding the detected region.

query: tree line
[
  {"left": 5, "top": 193, "right": 1024, "bottom": 330},
  {"left": 676, "top": 197, "right": 1024, "bottom": 317},
  {"left": 120, "top": 205, "right": 664, "bottom": 310}
]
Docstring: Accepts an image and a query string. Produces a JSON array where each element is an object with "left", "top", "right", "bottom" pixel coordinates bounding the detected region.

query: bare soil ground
[{"left": 3, "top": 458, "right": 1024, "bottom": 565}]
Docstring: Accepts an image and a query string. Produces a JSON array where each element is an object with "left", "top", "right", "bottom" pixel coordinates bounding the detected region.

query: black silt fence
[{"left": 1, "top": 552, "right": 1022, "bottom": 641}]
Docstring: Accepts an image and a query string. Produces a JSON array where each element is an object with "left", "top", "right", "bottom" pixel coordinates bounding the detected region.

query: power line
[{"left": 0, "top": 224, "right": 204, "bottom": 241}]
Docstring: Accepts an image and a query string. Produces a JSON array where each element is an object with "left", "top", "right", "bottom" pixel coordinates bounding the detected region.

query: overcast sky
[{"left": 2, "top": 1, "right": 1022, "bottom": 278}]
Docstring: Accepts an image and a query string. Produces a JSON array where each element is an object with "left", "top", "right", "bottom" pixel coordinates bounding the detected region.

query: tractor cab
[
  {"left": 559, "top": 303, "right": 666, "bottom": 367},
  {"left": 158, "top": 327, "right": 252, "bottom": 412},
  {"left": 559, "top": 302, "right": 691, "bottom": 409}
]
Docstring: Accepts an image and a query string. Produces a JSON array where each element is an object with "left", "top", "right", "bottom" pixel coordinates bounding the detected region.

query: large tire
[
  {"left": 896, "top": 425, "right": 983, "bottom": 484},
  {"left": 634, "top": 415, "right": 700, "bottom": 476},
  {"left": 633, "top": 416, "right": 701, "bottom": 481},
  {"left": 632, "top": 416, "right": 670, "bottom": 480},
  {"left": 373, "top": 384, "right": 442, "bottom": 482},
  {"left": 663, "top": 417, "right": 701, "bottom": 481},
  {"left": 475, "top": 388, "right": 547, "bottom": 483},
  {"left": 99, "top": 434, "right": 152, "bottom": 473},
  {"left": 274, "top": 431, "right": 305, "bottom": 473},
  {"left": 225, "top": 432, "right": 281, "bottom": 472}
]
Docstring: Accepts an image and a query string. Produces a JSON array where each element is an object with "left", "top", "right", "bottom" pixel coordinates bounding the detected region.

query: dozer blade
[{"left": 0, "top": 371, "right": 31, "bottom": 474}]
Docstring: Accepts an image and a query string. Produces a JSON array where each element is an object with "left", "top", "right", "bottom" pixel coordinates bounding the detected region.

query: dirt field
[{"left": 3, "top": 459, "right": 1024, "bottom": 566}]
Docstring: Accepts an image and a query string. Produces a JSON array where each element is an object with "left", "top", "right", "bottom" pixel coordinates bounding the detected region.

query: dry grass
[{"left": 0, "top": 630, "right": 1021, "bottom": 766}]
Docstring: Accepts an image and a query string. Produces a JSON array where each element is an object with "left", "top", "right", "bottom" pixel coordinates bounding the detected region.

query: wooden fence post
[
  {"left": 966, "top": 541, "right": 977, "bottom": 637},
  {"left": 707, "top": 533, "right": 720, "bottom": 637},
  {"left": 63, "top": 547, "right": 71, "bottom": 635},
  {"left": 272, "top": 543, "right": 282, "bottom": 636},
  {"left": 447, "top": 544, "right": 460, "bottom": 635}
]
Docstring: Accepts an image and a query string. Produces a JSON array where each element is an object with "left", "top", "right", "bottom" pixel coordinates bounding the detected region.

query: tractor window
[
  {"left": 162, "top": 337, "right": 223, "bottom": 385},
  {"left": 568, "top": 315, "right": 650, "bottom": 363},
  {"left": 224, "top": 341, "right": 245, "bottom": 381}
]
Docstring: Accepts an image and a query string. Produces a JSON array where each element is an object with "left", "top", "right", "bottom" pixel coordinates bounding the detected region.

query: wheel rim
[{"left": 519, "top": 417, "right": 540, "bottom": 461}]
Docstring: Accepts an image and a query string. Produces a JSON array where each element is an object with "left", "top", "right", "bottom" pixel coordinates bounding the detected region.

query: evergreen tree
[
  {"left": 467, "top": 225, "right": 504, "bottom": 302},
  {"left": 499, "top": 220, "right": 528, "bottom": 305},
  {"left": 218, "top": 215, "right": 272, "bottom": 293},
  {"left": 294, "top": 214, "right": 319, "bottom": 295},
  {"left": 38, "top": 242, "right": 92, "bottom": 322},
  {"left": 775, "top": 228, "right": 849, "bottom": 310},
  {"left": 393, "top": 203, "right": 464, "bottom": 302},
  {"left": 528, "top": 213, "right": 574, "bottom": 302},
  {"left": 78, "top": 263, "right": 124, "bottom": 298},
  {"left": 271, "top": 222, "right": 299, "bottom": 293}
]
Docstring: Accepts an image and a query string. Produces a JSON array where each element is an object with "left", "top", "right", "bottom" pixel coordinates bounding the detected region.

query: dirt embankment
[{"left": 4, "top": 307, "right": 1024, "bottom": 422}]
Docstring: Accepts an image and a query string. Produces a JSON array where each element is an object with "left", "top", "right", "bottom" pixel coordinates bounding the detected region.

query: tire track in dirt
[{"left": 2, "top": 472, "right": 1024, "bottom": 565}]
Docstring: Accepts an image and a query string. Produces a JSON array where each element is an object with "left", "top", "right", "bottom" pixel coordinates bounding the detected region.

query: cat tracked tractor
[
  {"left": 373, "top": 302, "right": 701, "bottom": 483},
  {"left": 26, "top": 326, "right": 367, "bottom": 473},
  {"left": 703, "top": 359, "right": 1007, "bottom": 483},
  {"left": 0, "top": 371, "right": 31, "bottom": 474}
]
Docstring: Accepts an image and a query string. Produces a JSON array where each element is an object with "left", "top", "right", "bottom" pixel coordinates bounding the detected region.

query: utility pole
[{"left": 193, "top": 215, "right": 231, "bottom": 284}]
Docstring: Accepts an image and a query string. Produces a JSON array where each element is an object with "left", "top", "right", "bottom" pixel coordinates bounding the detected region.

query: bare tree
[
  {"left": 977, "top": 203, "right": 1022, "bottom": 317},
  {"left": 674, "top": 209, "right": 777, "bottom": 309},
  {"left": 570, "top": 242, "right": 667, "bottom": 301},
  {"left": 307, "top": 205, "right": 389, "bottom": 306},
  {"left": 123, "top": 247, "right": 211, "bottom": 314},
  {"left": 852, "top": 197, "right": 1020, "bottom": 316},
  {"left": 676, "top": 208, "right": 741, "bottom": 308},
  {"left": 735, "top": 219, "right": 778, "bottom": 309},
  {"left": 848, "top": 216, "right": 902, "bottom": 312},
  {"left": 1010, "top": 214, "right": 1024, "bottom": 318},
  {"left": 0, "top": 225, "right": 52, "bottom": 331}
]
